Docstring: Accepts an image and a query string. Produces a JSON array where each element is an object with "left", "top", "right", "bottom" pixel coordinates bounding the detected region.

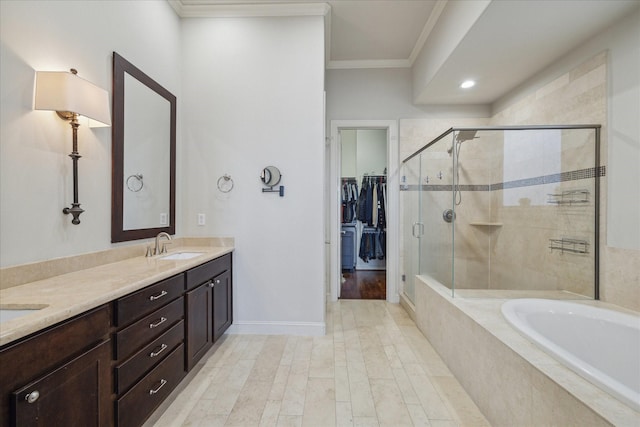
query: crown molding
[
  {"left": 326, "top": 0, "right": 447, "bottom": 70},
  {"left": 408, "top": 0, "right": 447, "bottom": 66},
  {"left": 167, "top": 0, "right": 330, "bottom": 18},
  {"left": 324, "top": 6, "right": 332, "bottom": 69},
  {"left": 326, "top": 59, "right": 412, "bottom": 70},
  {"left": 167, "top": 0, "right": 444, "bottom": 70}
]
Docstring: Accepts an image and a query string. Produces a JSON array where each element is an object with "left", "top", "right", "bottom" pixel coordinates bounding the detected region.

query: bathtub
[{"left": 502, "top": 298, "right": 640, "bottom": 412}]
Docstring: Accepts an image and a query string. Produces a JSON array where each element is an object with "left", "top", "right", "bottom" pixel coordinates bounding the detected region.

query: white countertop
[{"left": 0, "top": 246, "right": 233, "bottom": 346}]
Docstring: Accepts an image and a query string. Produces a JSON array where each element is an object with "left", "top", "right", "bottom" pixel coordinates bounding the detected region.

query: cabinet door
[
  {"left": 11, "top": 340, "right": 112, "bottom": 427},
  {"left": 213, "top": 270, "right": 232, "bottom": 341},
  {"left": 0, "top": 305, "right": 110, "bottom": 427},
  {"left": 185, "top": 281, "right": 213, "bottom": 371}
]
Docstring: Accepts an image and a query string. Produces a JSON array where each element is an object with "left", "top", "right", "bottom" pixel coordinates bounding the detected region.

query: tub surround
[
  {"left": 502, "top": 298, "right": 640, "bottom": 412},
  {"left": 0, "top": 237, "right": 234, "bottom": 346},
  {"left": 414, "top": 276, "right": 640, "bottom": 426}
]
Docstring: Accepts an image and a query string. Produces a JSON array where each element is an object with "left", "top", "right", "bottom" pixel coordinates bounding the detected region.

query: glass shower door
[
  {"left": 401, "top": 155, "right": 421, "bottom": 303},
  {"left": 420, "top": 135, "right": 455, "bottom": 292}
]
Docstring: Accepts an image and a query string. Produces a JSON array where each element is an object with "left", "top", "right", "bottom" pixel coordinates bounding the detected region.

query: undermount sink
[
  {"left": 159, "top": 252, "right": 204, "bottom": 261},
  {"left": 0, "top": 305, "right": 47, "bottom": 323}
]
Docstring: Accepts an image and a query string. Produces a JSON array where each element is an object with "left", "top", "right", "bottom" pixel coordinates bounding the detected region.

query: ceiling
[{"left": 170, "top": 0, "right": 639, "bottom": 105}]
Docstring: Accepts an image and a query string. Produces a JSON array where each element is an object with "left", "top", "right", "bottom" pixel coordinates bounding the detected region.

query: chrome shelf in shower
[
  {"left": 549, "top": 238, "right": 589, "bottom": 254},
  {"left": 547, "top": 189, "right": 590, "bottom": 205}
]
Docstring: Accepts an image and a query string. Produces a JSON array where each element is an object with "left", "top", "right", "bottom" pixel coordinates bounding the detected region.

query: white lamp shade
[{"left": 34, "top": 71, "right": 111, "bottom": 126}]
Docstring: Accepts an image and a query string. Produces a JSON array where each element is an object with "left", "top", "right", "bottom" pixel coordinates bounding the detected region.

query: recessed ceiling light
[{"left": 460, "top": 80, "right": 475, "bottom": 89}]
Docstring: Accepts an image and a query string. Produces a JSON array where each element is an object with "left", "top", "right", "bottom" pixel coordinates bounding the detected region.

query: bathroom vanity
[
  {"left": 0, "top": 305, "right": 112, "bottom": 426},
  {"left": 0, "top": 245, "right": 233, "bottom": 427}
]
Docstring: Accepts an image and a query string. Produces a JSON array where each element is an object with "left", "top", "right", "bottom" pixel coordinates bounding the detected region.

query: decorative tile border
[{"left": 400, "top": 166, "right": 605, "bottom": 192}]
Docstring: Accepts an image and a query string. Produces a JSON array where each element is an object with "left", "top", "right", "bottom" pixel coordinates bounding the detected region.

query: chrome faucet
[{"left": 154, "top": 232, "right": 172, "bottom": 255}]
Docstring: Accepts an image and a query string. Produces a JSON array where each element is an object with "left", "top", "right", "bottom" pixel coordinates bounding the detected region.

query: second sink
[
  {"left": 159, "top": 252, "right": 204, "bottom": 260},
  {"left": 0, "top": 305, "right": 47, "bottom": 323}
]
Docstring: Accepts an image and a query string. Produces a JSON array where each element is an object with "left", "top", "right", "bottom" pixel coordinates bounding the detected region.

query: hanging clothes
[
  {"left": 357, "top": 175, "right": 387, "bottom": 262},
  {"left": 376, "top": 178, "right": 386, "bottom": 230},
  {"left": 358, "top": 228, "right": 386, "bottom": 262},
  {"left": 341, "top": 178, "right": 358, "bottom": 223},
  {"left": 356, "top": 178, "right": 371, "bottom": 225},
  {"left": 356, "top": 175, "right": 386, "bottom": 229}
]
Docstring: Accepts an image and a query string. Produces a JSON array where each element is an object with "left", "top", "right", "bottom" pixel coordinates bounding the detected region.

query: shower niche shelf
[
  {"left": 547, "top": 189, "right": 590, "bottom": 205},
  {"left": 549, "top": 238, "right": 589, "bottom": 254},
  {"left": 469, "top": 222, "right": 503, "bottom": 227}
]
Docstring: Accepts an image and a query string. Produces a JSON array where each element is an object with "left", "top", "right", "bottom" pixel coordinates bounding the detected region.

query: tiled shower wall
[{"left": 401, "top": 52, "right": 640, "bottom": 310}]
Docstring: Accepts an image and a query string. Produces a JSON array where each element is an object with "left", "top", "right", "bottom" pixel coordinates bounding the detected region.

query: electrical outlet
[
  {"left": 159, "top": 213, "right": 168, "bottom": 225},
  {"left": 197, "top": 213, "right": 205, "bottom": 226}
]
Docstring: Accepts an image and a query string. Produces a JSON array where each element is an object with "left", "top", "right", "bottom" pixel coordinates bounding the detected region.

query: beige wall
[
  {"left": 490, "top": 51, "right": 639, "bottom": 310},
  {"left": 486, "top": 54, "right": 605, "bottom": 297}
]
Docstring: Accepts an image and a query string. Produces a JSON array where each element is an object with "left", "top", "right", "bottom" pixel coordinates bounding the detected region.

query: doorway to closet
[
  {"left": 339, "top": 129, "right": 387, "bottom": 300},
  {"left": 329, "top": 120, "right": 399, "bottom": 304}
]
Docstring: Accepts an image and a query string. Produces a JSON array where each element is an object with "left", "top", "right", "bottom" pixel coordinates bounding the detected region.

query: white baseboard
[{"left": 226, "top": 321, "right": 326, "bottom": 336}]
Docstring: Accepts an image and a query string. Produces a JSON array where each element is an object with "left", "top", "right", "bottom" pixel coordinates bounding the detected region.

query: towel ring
[
  {"left": 126, "top": 174, "right": 144, "bottom": 192},
  {"left": 217, "top": 174, "right": 234, "bottom": 193}
]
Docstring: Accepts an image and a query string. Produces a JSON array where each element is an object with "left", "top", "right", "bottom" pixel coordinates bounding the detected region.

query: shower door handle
[{"left": 412, "top": 222, "right": 424, "bottom": 238}]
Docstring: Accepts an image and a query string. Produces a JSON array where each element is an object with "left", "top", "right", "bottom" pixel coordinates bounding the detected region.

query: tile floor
[{"left": 151, "top": 300, "right": 490, "bottom": 426}]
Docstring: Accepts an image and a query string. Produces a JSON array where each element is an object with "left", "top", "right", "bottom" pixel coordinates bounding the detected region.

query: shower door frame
[{"left": 401, "top": 124, "right": 601, "bottom": 299}]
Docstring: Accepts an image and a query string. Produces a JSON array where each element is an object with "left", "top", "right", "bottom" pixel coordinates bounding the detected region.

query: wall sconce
[{"left": 34, "top": 69, "right": 111, "bottom": 224}]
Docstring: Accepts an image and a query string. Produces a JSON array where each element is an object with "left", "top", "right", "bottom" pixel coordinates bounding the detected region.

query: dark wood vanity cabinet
[
  {"left": 185, "top": 280, "right": 213, "bottom": 371},
  {"left": 185, "top": 253, "right": 232, "bottom": 370},
  {"left": 11, "top": 341, "right": 111, "bottom": 427},
  {"left": 113, "top": 274, "right": 186, "bottom": 427},
  {"left": 0, "top": 252, "right": 233, "bottom": 427},
  {"left": 0, "top": 305, "right": 112, "bottom": 427},
  {"left": 213, "top": 268, "right": 232, "bottom": 341}
]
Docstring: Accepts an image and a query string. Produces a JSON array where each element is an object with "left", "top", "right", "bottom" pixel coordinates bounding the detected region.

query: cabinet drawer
[
  {"left": 115, "top": 274, "right": 184, "bottom": 326},
  {"left": 115, "top": 320, "right": 184, "bottom": 394},
  {"left": 115, "top": 297, "right": 183, "bottom": 361},
  {"left": 116, "top": 343, "right": 185, "bottom": 427},
  {"left": 185, "top": 253, "right": 231, "bottom": 291}
]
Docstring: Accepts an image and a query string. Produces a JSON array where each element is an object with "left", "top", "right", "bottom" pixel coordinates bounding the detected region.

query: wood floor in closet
[{"left": 340, "top": 270, "right": 386, "bottom": 300}]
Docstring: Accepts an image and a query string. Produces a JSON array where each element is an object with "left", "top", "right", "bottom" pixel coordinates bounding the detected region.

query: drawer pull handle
[
  {"left": 25, "top": 391, "right": 40, "bottom": 404},
  {"left": 149, "top": 290, "right": 168, "bottom": 301},
  {"left": 149, "top": 317, "right": 167, "bottom": 329},
  {"left": 149, "top": 379, "right": 167, "bottom": 395},
  {"left": 150, "top": 343, "right": 168, "bottom": 358}
]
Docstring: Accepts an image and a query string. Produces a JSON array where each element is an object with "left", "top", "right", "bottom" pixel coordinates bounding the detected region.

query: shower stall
[{"left": 401, "top": 125, "right": 601, "bottom": 301}]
